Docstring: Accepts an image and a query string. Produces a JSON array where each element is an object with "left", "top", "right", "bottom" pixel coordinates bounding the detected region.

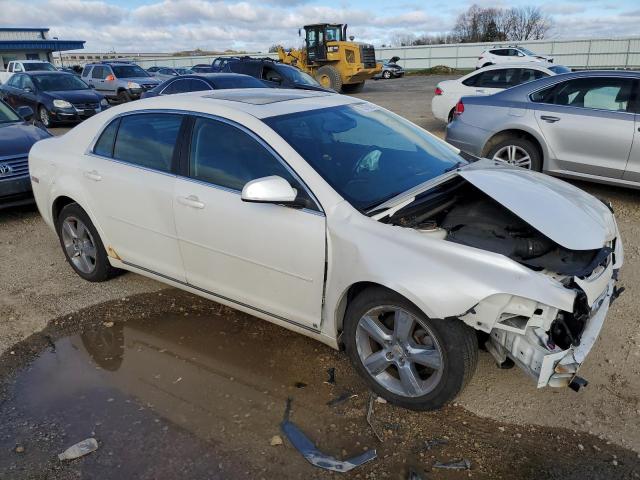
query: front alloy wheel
[
  {"left": 355, "top": 306, "right": 443, "bottom": 397},
  {"left": 343, "top": 287, "right": 478, "bottom": 410},
  {"left": 39, "top": 106, "right": 51, "bottom": 127}
]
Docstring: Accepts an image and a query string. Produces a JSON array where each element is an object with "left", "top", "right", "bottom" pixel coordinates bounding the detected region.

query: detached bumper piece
[{"left": 280, "top": 398, "right": 377, "bottom": 472}]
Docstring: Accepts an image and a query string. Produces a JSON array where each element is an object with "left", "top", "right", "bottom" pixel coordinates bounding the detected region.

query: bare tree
[
  {"left": 451, "top": 4, "right": 551, "bottom": 43},
  {"left": 503, "top": 6, "right": 552, "bottom": 41}
]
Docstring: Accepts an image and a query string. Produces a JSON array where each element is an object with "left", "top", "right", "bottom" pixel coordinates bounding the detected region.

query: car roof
[
  {"left": 16, "top": 60, "right": 52, "bottom": 63},
  {"left": 478, "top": 63, "right": 557, "bottom": 71},
  {"left": 120, "top": 88, "right": 359, "bottom": 119}
]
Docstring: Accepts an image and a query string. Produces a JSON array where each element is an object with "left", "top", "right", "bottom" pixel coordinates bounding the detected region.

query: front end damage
[{"left": 377, "top": 164, "right": 623, "bottom": 390}]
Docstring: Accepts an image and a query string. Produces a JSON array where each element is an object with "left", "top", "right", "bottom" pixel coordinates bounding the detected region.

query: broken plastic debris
[
  {"left": 324, "top": 367, "right": 336, "bottom": 385},
  {"left": 280, "top": 398, "right": 376, "bottom": 472},
  {"left": 432, "top": 458, "right": 471, "bottom": 470},
  {"left": 424, "top": 438, "right": 448, "bottom": 450},
  {"left": 366, "top": 393, "right": 384, "bottom": 443},
  {"left": 326, "top": 392, "right": 357, "bottom": 407},
  {"left": 270, "top": 435, "right": 283, "bottom": 446},
  {"left": 58, "top": 438, "right": 99, "bottom": 461}
]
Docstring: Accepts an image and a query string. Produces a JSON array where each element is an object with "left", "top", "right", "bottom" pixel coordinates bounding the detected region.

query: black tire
[
  {"left": 315, "top": 65, "right": 342, "bottom": 91},
  {"left": 38, "top": 105, "right": 52, "bottom": 127},
  {"left": 56, "top": 203, "right": 122, "bottom": 282},
  {"left": 382, "top": 70, "right": 392, "bottom": 79},
  {"left": 343, "top": 287, "right": 478, "bottom": 411},
  {"left": 342, "top": 82, "right": 365, "bottom": 93},
  {"left": 484, "top": 135, "right": 542, "bottom": 172},
  {"left": 117, "top": 90, "right": 132, "bottom": 103}
]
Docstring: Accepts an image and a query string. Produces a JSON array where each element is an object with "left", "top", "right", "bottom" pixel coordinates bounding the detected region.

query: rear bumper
[{"left": 445, "top": 119, "right": 489, "bottom": 156}]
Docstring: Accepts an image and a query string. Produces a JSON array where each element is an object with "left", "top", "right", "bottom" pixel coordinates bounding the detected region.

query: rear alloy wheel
[
  {"left": 486, "top": 136, "right": 542, "bottom": 171},
  {"left": 382, "top": 70, "right": 392, "bottom": 79},
  {"left": 343, "top": 287, "right": 478, "bottom": 410},
  {"left": 57, "top": 203, "right": 121, "bottom": 282},
  {"left": 38, "top": 106, "right": 51, "bottom": 127},
  {"left": 315, "top": 65, "right": 342, "bottom": 91}
]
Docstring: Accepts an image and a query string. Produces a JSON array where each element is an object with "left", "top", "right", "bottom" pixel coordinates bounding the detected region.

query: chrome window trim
[
  {"left": 527, "top": 75, "right": 638, "bottom": 116},
  {"left": 84, "top": 108, "right": 325, "bottom": 215}
]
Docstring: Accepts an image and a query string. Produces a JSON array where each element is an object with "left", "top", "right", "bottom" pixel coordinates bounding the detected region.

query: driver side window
[{"left": 188, "top": 117, "right": 315, "bottom": 208}]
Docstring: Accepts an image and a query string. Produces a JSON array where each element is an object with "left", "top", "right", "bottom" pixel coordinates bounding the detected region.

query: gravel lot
[{"left": 2, "top": 75, "right": 640, "bottom": 459}]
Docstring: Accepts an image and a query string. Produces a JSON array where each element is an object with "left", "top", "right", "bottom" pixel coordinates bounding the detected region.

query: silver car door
[
  {"left": 622, "top": 111, "right": 640, "bottom": 182},
  {"left": 532, "top": 76, "right": 635, "bottom": 178}
]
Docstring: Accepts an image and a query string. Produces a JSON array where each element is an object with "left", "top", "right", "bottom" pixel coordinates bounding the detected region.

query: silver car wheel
[
  {"left": 355, "top": 305, "right": 444, "bottom": 398},
  {"left": 61, "top": 216, "right": 97, "bottom": 274},
  {"left": 39, "top": 108, "right": 50, "bottom": 127},
  {"left": 492, "top": 145, "right": 532, "bottom": 169}
]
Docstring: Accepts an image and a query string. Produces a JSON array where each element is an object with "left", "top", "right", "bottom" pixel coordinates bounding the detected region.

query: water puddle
[{"left": 0, "top": 290, "right": 637, "bottom": 479}]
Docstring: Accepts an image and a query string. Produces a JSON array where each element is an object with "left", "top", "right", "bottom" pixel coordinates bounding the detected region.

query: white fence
[{"left": 127, "top": 37, "right": 640, "bottom": 71}]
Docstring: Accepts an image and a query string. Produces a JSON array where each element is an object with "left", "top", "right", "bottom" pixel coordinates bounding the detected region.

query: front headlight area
[
  {"left": 460, "top": 293, "right": 572, "bottom": 385},
  {"left": 53, "top": 99, "right": 73, "bottom": 109}
]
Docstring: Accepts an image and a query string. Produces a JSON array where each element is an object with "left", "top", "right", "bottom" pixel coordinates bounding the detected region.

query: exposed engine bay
[
  {"left": 379, "top": 176, "right": 619, "bottom": 377},
  {"left": 381, "top": 177, "right": 611, "bottom": 279}
]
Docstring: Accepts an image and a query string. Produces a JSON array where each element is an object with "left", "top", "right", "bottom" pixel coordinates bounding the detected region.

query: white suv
[
  {"left": 476, "top": 46, "right": 553, "bottom": 69},
  {"left": 29, "top": 89, "right": 621, "bottom": 410}
]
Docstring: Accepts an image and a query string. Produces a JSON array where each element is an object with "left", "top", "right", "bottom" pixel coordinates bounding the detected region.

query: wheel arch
[
  {"left": 482, "top": 128, "right": 547, "bottom": 169},
  {"left": 334, "top": 281, "right": 431, "bottom": 347},
  {"left": 52, "top": 194, "right": 77, "bottom": 224}
]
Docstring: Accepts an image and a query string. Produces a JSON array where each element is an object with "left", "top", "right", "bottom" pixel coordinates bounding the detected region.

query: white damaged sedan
[{"left": 29, "top": 89, "right": 623, "bottom": 410}]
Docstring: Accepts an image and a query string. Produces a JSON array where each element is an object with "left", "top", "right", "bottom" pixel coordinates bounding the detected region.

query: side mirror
[
  {"left": 16, "top": 105, "right": 33, "bottom": 121},
  {"left": 241, "top": 176, "right": 298, "bottom": 205}
]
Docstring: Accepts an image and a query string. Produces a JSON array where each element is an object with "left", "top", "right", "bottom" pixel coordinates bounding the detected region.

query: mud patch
[{"left": 1, "top": 289, "right": 638, "bottom": 479}]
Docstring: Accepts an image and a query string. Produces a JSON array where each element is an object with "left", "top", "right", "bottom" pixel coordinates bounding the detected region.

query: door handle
[
  {"left": 541, "top": 115, "right": 560, "bottom": 123},
  {"left": 83, "top": 170, "right": 102, "bottom": 181},
  {"left": 177, "top": 195, "right": 205, "bottom": 209}
]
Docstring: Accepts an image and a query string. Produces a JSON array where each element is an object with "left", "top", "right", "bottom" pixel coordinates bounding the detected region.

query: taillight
[
  {"left": 434, "top": 87, "right": 443, "bottom": 96},
  {"left": 454, "top": 100, "right": 464, "bottom": 116},
  {"left": 105, "top": 74, "right": 115, "bottom": 81}
]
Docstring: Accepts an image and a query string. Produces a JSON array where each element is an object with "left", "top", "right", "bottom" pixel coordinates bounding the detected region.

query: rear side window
[
  {"left": 474, "top": 69, "right": 520, "bottom": 88},
  {"left": 93, "top": 118, "right": 120, "bottom": 157},
  {"left": 81, "top": 65, "right": 93, "bottom": 77},
  {"left": 92, "top": 66, "right": 106, "bottom": 79},
  {"left": 518, "top": 69, "right": 547, "bottom": 84},
  {"left": 113, "top": 114, "right": 183, "bottom": 172},
  {"left": 531, "top": 77, "right": 635, "bottom": 112},
  {"left": 189, "top": 117, "right": 298, "bottom": 191}
]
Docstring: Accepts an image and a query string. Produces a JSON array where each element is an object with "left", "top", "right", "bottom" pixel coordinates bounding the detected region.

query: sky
[{"left": 1, "top": 0, "right": 639, "bottom": 53}]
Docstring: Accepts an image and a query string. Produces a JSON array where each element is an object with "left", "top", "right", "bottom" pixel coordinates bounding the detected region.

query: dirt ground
[{"left": 1, "top": 75, "right": 640, "bottom": 477}]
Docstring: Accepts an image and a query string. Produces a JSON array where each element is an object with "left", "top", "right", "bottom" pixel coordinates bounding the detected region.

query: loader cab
[{"left": 304, "top": 24, "right": 346, "bottom": 63}]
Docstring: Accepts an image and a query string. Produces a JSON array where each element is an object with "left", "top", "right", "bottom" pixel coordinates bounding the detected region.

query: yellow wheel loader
[{"left": 278, "top": 23, "right": 382, "bottom": 93}]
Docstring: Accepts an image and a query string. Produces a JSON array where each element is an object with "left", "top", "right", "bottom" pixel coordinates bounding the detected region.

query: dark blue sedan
[
  {"left": 141, "top": 73, "right": 267, "bottom": 99},
  {"left": 0, "top": 99, "right": 51, "bottom": 208},
  {"left": 0, "top": 71, "right": 109, "bottom": 127}
]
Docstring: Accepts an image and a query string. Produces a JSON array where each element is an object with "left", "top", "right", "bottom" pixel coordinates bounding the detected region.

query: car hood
[
  {"left": 459, "top": 160, "right": 616, "bottom": 250},
  {"left": 47, "top": 89, "right": 103, "bottom": 103},
  {"left": 0, "top": 122, "right": 51, "bottom": 157}
]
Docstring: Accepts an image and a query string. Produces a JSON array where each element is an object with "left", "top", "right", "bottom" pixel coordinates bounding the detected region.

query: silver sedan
[{"left": 445, "top": 70, "right": 640, "bottom": 187}]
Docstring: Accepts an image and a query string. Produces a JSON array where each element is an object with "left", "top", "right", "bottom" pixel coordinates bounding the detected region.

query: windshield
[
  {"left": 0, "top": 100, "right": 20, "bottom": 123},
  {"left": 549, "top": 65, "right": 571, "bottom": 74},
  {"left": 326, "top": 26, "right": 343, "bottom": 42},
  {"left": 265, "top": 104, "right": 466, "bottom": 211},
  {"left": 22, "top": 62, "right": 56, "bottom": 72},
  {"left": 33, "top": 74, "right": 90, "bottom": 91},
  {"left": 281, "top": 66, "right": 320, "bottom": 87},
  {"left": 112, "top": 65, "right": 150, "bottom": 78}
]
